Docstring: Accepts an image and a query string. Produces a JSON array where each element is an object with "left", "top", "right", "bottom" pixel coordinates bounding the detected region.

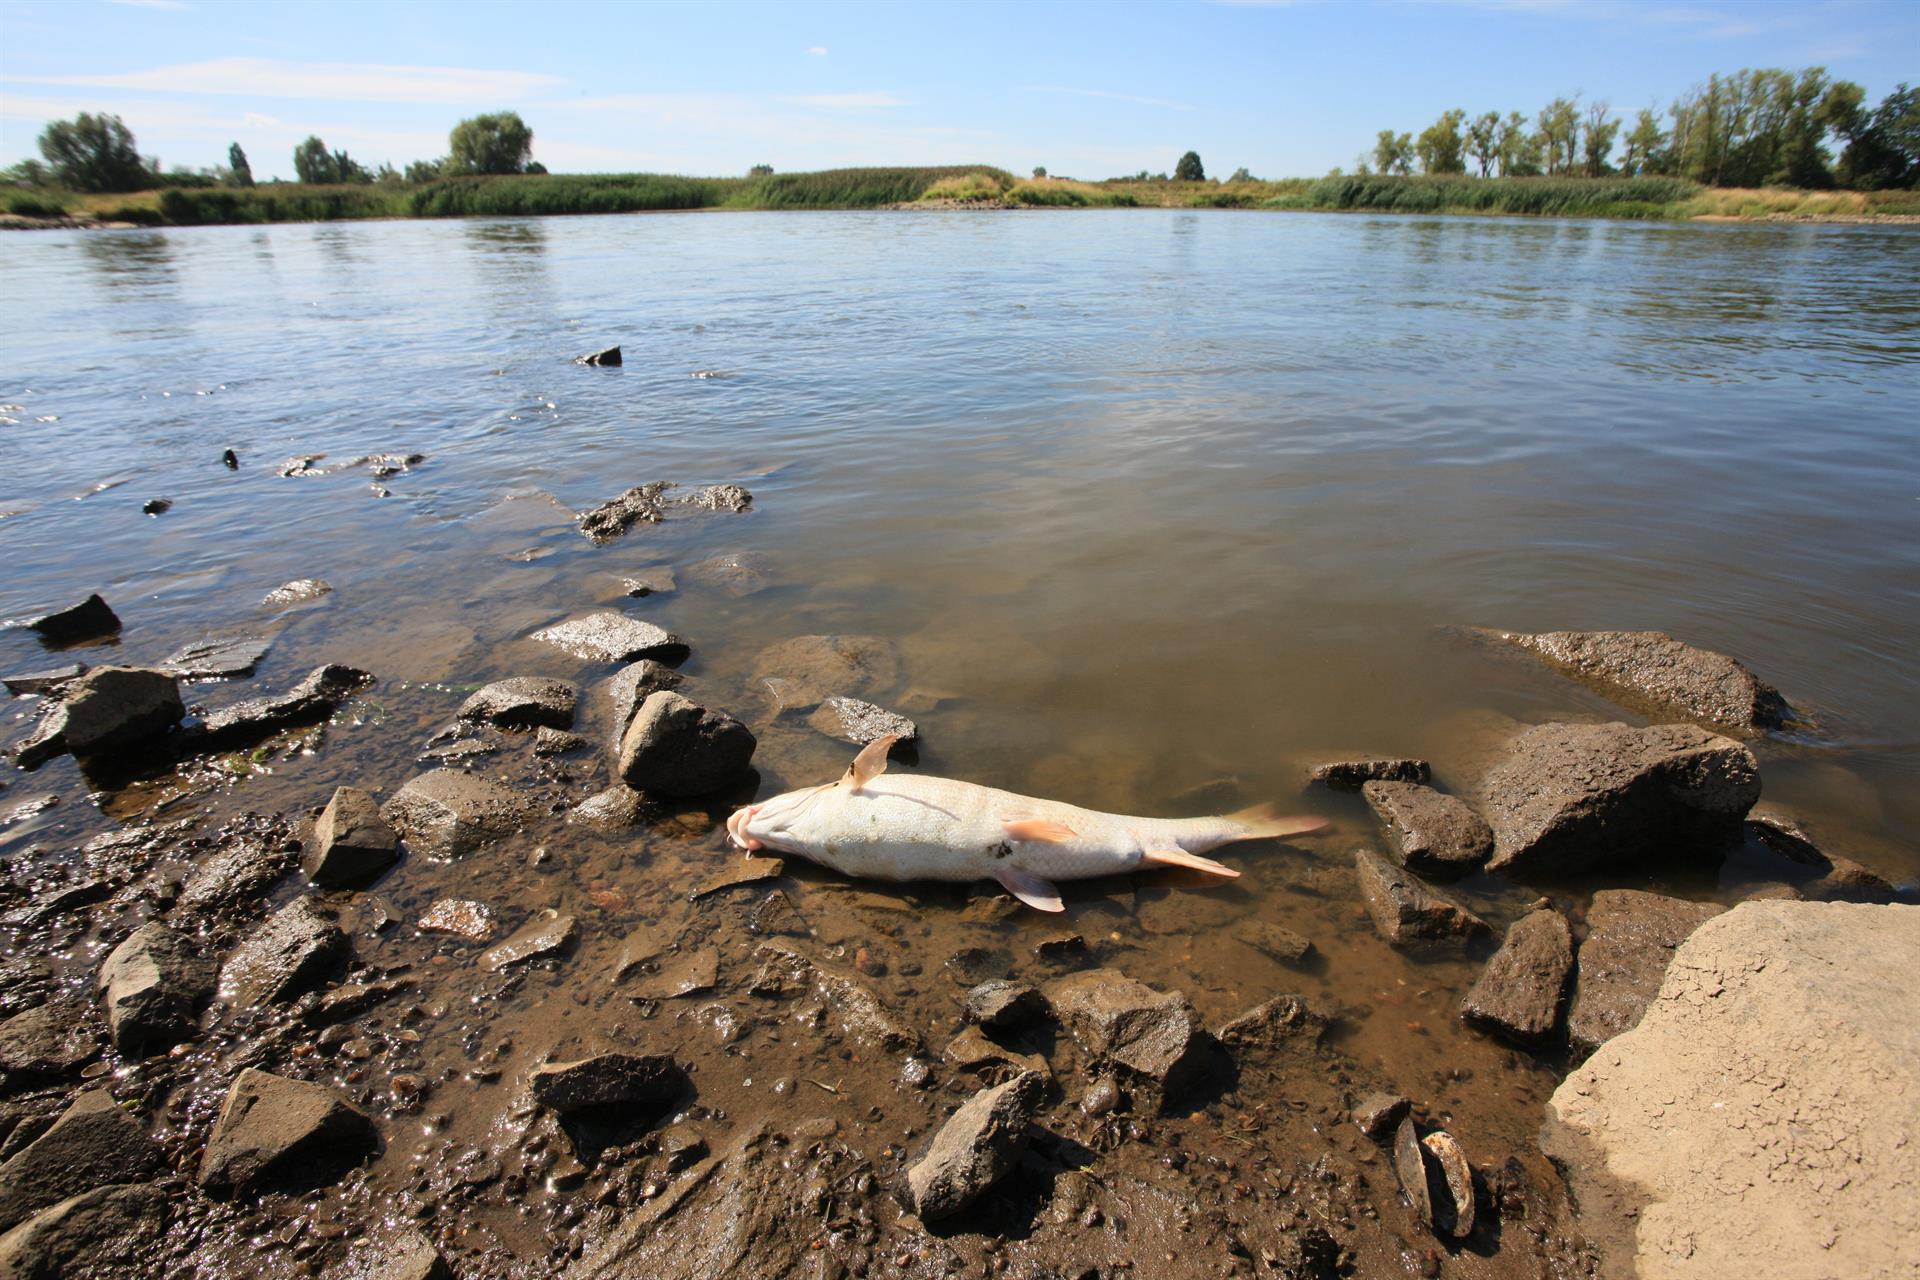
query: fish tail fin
[{"left": 1226, "top": 803, "right": 1329, "bottom": 843}]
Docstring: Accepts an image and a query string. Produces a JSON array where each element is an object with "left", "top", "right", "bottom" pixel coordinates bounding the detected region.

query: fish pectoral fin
[
  {"left": 993, "top": 866, "right": 1065, "bottom": 913},
  {"left": 1142, "top": 848, "right": 1241, "bottom": 878},
  {"left": 844, "top": 734, "right": 900, "bottom": 791},
  {"left": 1001, "top": 818, "right": 1078, "bottom": 844}
]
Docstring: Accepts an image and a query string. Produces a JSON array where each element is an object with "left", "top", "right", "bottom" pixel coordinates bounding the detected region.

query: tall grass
[
  {"left": 743, "top": 166, "right": 1014, "bottom": 208},
  {"left": 407, "top": 174, "right": 727, "bottom": 216},
  {"left": 1264, "top": 174, "right": 1700, "bottom": 217},
  {"left": 159, "top": 185, "right": 407, "bottom": 224},
  {"left": 1007, "top": 177, "right": 1138, "bottom": 207},
  {"left": 918, "top": 171, "right": 1014, "bottom": 202}
]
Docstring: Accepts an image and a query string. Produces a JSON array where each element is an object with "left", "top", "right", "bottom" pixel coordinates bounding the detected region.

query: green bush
[{"left": 6, "top": 194, "right": 67, "bottom": 218}]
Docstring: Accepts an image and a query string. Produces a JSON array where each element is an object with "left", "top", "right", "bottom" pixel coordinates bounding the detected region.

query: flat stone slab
[
  {"left": 1361, "top": 780, "right": 1493, "bottom": 879},
  {"left": 198, "top": 1068, "right": 377, "bottom": 1197},
  {"left": 1353, "top": 849, "right": 1488, "bottom": 946},
  {"left": 161, "top": 635, "right": 272, "bottom": 680},
  {"left": 481, "top": 913, "right": 578, "bottom": 972},
  {"left": 529, "top": 1053, "right": 685, "bottom": 1113},
  {"left": 196, "top": 663, "right": 372, "bottom": 746},
  {"left": 690, "top": 856, "right": 784, "bottom": 899},
  {"left": 418, "top": 898, "right": 497, "bottom": 942},
  {"left": 1567, "top": 890, "right": 1724, "bottom": 1056},
  {"left": 806, "top": 695, "right": 918, "bottom": 745},
  {"left": 457, "top": 676, "right": 576, "bottom": 730},
  {"left": 220, "top": 898, "right": 349, "bottom": 1007},
  {"left": 532, "top": 612, "right": 688, "bottom": 664},
  {"left": 1545, "top": 902, "right": 1920, "bottom": 1280},
  {"left": 1495, "top": 628, "right": 1791, "bottom": 734},
  {"left": 1460, "top": 907, "right": 1573, "bottom": 1046}
]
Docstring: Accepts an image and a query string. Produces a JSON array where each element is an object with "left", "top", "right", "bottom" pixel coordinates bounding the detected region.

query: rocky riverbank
[{"left": 1, "top": 468, "right": 1913, "bottom": 1279}]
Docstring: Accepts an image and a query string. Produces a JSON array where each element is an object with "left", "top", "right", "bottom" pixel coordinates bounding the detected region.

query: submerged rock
[
  {"left": 0, "top": 1182, "right": 170, "bottom": 1280},
  {"left": 1361, "top": 780, "right": 1493, "bottom": 879},
  {"left": 684, "top": 551, "right": 777, "bottom": 597},
  {"left": 220, "top": 897, "right": 349, "bottom": 1007},
  {"left": 198, "top": 1068, "right": 378, "bottom": 1197},
  {"left": 160, "top": 634, "right": 272, "bottom": 680},
  {"left": 1480, "top": 722, "right": 1760, "bottom": 878},
  {"left": 615, "top": 691, "right": 756, "bottom": 797},
  {"left": 677, "top": 483, "right": 752, "bottom": 513},
  {"left": 1233, "top": 921, "right": 1315, "bottom": 966},
  {"left": 905, "top": 1070, "right": 1046, "bottom": 1220},
  {"left": 303, "top": 786, "right": 399, "bottom": 886},
  {"left": 962, "top": 980, "right": 1048, "bottom": 1031},
  {"left": 13, "top": 667, "right": 182, "bottom": 770},
  {"left": 1567, "top": 890, "right": 1724, "bottom": 1056},
  {"left": 567, "top": 785, "right": 646, "bottom": 830},
  {"left": 529, "top": 1052, "right": 685, "bottom": 1113},
  {"left": 577, "top": 481, "right": 666, "bottom": 541},
  {"left": 261, "top": 578, "right": 331, "bottom": 607},
  {"left": 194, "top": 663, "right": 373, "bottom": 747},
  {"left": 457, "top": 676, "right": 576, "bottom": 729},
  {"left": 0, "top": 1091, "right": 166, "bottom": 1232},
  {"left": 1353, "top": 849, "right": 1488, "bottom": 945},
  {"left": 1460, "top": 907, "right": 1573, "bottom": 1046},
  {"left": 25, "top": 594, "right": 120, "bottom": 642},
  {"left": 1546, "top": 902, "right": 1920, "bottom": 1280},
  {"left": 806, "top": 695, "right": 918, "bottom": 745},
  {"left": 481, "top": 912, "right": 578, "bottom": 972},
  {"left": 751, "top": 634, "right": 902, "bottom": 711},
  {"left": 95, "top": 922, "right": 215, "bottom": 1054},
  {"left": 1494, "top": 628, "right": 1792, "bottom": 734},
  {"left": 1309, "top": 757, "right": 1430, "bottom": 791},
  {"left": 1045, "top": 968, "right": 1211, "bottom": 1091},
  {"left": 381, "top": 769, "right": 528, "bottom": 859},
  {"left": 619, "top": 566, "right": 677, "bottom": 597},
  {"left": 532, "top": 612, "right": 688, "bottom": 664}
]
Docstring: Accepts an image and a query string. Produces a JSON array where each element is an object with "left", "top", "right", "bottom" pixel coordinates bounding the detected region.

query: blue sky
[{"left": 2, "top": 0, "right": 1915, "bottom": 181}]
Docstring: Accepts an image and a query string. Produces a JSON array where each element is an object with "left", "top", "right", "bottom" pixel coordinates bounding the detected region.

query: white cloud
[
  {"left": 807, "top": 46, "right": 829, "bottom": 56},
  {"left": 9, "top": 57, "right": 562, "bottom": 104},
  {"left": 1031, "top": 86, "right": 1195, "bottom": 111},
  {"left": 778, "top": 92, "right": 909, "bottom": 108}
]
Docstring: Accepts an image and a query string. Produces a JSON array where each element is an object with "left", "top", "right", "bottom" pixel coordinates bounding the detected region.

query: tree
[
  {"left": 525, "top": 161, "right": 548, "bottom": 174},
  {"left": 1174, "top": 150, "right": 1205, "bottom": 181},
  {"left": 6, "top": 159, "right": 52, "bottom": 187},
  {"left": 1582, "top": 101, "right": 1619, "bottom": 176},
  {"left": 293, "top": 136, "right": 371, "bottom": 184},
  {"left": 1465, "top": 111, "right": 1500, "bottom": 177},
  {"left": 1838, "top": 82, "right": 1920, "bottom": 189},
  {"left": 1417, "top": 109, "right": 1467, "bottom": 174},
  {"left": 228, "top": 142, "right": 253, "bottom": 187},
  {"left": 405, "top": 158, "right": 444, "bottom": 184},
  {"left": 1536, "top": 96, "right": 1581, "bottom": 175},
  {"left": 1228, "top": 166, "right": 1252, "bottom": 183},
  {"left": 447, "top": 111, "right": 533, "bottom": 176},
  {"left": 38, "top": 112, "right": 148, "bottom": 192},
  {"left": 750, "top": 163, "right": 774, "bottom": 177},
  {"left": 1372, "top": 130, "right": 1413, "bottom": 176},
  {"left": 1030, "top": 165, "right": 1046, "bottom": 179},
  {"left": 1622, "top": 108, "right": 1667, "bottom": 175},
  {"left": 1497, "top": 111, "right": 1540, "bottom": 176}
]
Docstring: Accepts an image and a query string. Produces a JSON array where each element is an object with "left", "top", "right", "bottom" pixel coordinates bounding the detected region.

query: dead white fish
[{"left": 726, "top": 736, "right": 1327, "bottom": 912}]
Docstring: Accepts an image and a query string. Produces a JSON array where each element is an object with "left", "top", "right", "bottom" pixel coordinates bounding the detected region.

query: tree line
[{"left": 1361, "top": 69, "right": 1917, "bottom": 189}]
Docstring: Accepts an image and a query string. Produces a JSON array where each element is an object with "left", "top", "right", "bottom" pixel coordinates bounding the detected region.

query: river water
[{"left": 1, "top": 209, "right": 1917, "bottom": 1270}]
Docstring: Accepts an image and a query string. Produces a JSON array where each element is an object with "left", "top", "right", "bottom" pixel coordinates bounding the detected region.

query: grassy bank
[{"left": 13, "top": 167, "right": 1915, "bottom": 228}]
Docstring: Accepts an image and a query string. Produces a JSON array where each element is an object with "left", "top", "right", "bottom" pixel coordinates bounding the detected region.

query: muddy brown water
[{"left": 1, "top": 210, "right": 1916, "bottom": 1277}]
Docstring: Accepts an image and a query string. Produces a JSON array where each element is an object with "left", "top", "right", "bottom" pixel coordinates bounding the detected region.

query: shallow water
[{"left": 2, "top": 208, "right": 1917, "bottom": 1269}]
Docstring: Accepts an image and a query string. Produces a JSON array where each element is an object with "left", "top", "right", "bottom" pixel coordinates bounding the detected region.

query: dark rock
[
  {"left": 1480, "top": 722, "right": 1761, "bottom": 878},
  {"left": 574, "top": 344, "right": 622, "bottom": 367},
  {"left": 160, "top": 635, "right": 271, "bottom": 680},
  {"left": 222, "top": 448, "right": 238, "bottom": 469},
  {"left": 457, "top": 676, "right": 576, "bottom": 730},
  {"left": 1044, "top": 968, "right": 1210, "bottom": 1090},
  {"left": 806, "top": 696, "right": 918, "bottom": 745},
  {"left": 418, "top": 898, "right": 496, "bottom": 941},
  {"left": 962, "top": 980, "right": 1047, "bottom": 1031},
  {"left": 341, "top": 1228, "right": 450, "bottom": 1280},
  {"left": 13, "top": 667, "right": 182, "bottom": 770},
  {"left": 1567, "top": 890, "right": 1725, "bottom": 1056},
  {"left": 1495, "top": 628, "right": 1791, "bottom": 734},
  {"left": 532, "top": 727, "right": 587, "bottom": 756},
  {"left": 220, "top": 898, "right": 349, "bottom": 1007},
  {"left": 1461, "top": 908, "right": 1573, "bottom": 1046},
  {"left": 600, "top": 659, "right": 684, "bottom": 750},
  {"left": 2, "top": 665, "right": 87, "bottom": 697},
  {"left": 0, "top": 959, "right": 51, "bottom": 1020},
  {"left": 1392, "top": 1117, "right": 1432, "bottom": 1229},
  {"left": 690, "top": 855, "right": 783, "bottom": 900},
  {"left": 1034, "top": 933, "right": 1089, "bottom": 963},
  {"left": 480, "top": 912, "right": 578, "bottom": 972},
  {"left": 1422, "top": 1130, "right": 1476, "bottom": 1238},
  {"left": 1353, "top": 850, "right": 1488, "bottom": 945},
  {"left": 529, "top": 1053, "right": 685, "bottom": 1113},
  {"left": 194, "top": 663, "right": 372, "bottom": 746},
  {"left": 1361, "top": 781, "right": 1493, "bottom": 879},
  {"left": 1233, "top": 920, "right": 1315, "bottom": 966},
  {"left": 96, "top": 923, "right": 215, "bottom": 1053},
  {"left": 905, "top": 1070, "right": 1046, "bottom": 1220},
  {"left": 380, "top": 769, "right": 529, "bottom": 859},
  {"left": 1807, "top": 856, "right": 1898, "bottom": 905},
  {"left": 0, "top": 1002, "right": 98, "bottom": 1081},
  {"left": 1352, "top": 1092, "right": 1410, "bottom": 1143},
  {"left": 578, "top": 482, "right": 667, "bottom": 541},
  {"left": 1310, "top": 757, "right": 1431, "bottom": 791},
  {"left": 304, "top": 978, "right": 413, "bottom": 1026},
  {"left": 0, "top": 1182, "right": 169, "bottom": 1280},
  {"left": 174, "top": 826, "right": 294, "bottom": 915},
  {"left": 141, "top": 498, "right": 170, "bottom": 516},
  {"left": 619, "top": 566, "right": 676, "bottom": 597},
  {"left": 944, "top": 945, "right": 1012, "bottom": 985},
  {"left": 751, "top": 634, "right": 902, "bottom": 711},
  {"left": 567, "top": 785, "right": 646, "bottom": 830},
  {"left": 616, "top": 691, "right": 755, "bottom": 797},
  {"left": 26, "top": 595, "right": 119, "bottom": 642},
  {"left": 942, "top": 1027, "right": 1049, "bottom": 1082},
  {"left": 1214, "top": 995, "right": 1329, "bottom": 1057},
  {"left": 0, "top": 1092, "right": 166, "bottom": 1232},
  {"left": 261, "top": 578, "right": 330, "bottom": 607},
  {"left": 532, "top": 612, "right": 688, "bottom": 664},
  {"left": 302, "top": 786, "right": 399, "bottom": 886},
  {"left": 748, "top": 942, "right": 920, "bottom": 1053},
  {"left": 197, "top": 1068, "right": 378, "bottom": 1197}
]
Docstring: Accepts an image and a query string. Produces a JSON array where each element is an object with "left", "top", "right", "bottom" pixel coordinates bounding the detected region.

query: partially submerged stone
[
  {"left": 195, "top": 663, "right": 372, "bottom": 747},
  {"left": 161, "top": 634, "right": 272, "bottom": 680},
  {"left": 13, "top": 667, "right": 182, "bottom": 770},
  {"left": 1353, "top": 850, "right": 1488, "bottom": 945},
  {"left": 220, "top": 898, "right": 349, "bottom": 1007},
  {"left": 261, "top": 578, "right": 331, "bottom": 607},
  {"left": 26, "top": 594, "right": 119, "bottom": 642},
  {"left": 962, "top": 980, "right": 1048, "bottom": 1031},
  {"left": 1361, "top": 780, "right": 1493, "bottom": 879},
  {"left": 1460, "top": 907, "right": 1574, "bottom": 1046},
  {"left": 532, "top": 612, "right": 688, "bottom": 664},
  {"left": 1213, "top": 994, "right": 1329, "bottom": 1058},
  {"left": 905, "top": 1070, "right": 1046, "bottom": 1220},
  {"left": 690, "top": 855, "right": 783, "bottom": 900},
  {"left": 1480, "top": 722, "right": 1760, "bottom": 878},
  {"left": 0, "top": 1001, "right": 99, "bottom": 1081},
  {"left": 573, "top": 344, "right": 622, "bottom": 367},
  {"left": 1352, "top": 1092, "right": 1410, "bottom": 1143},
  {"left": 1567, "top": 890, "right": 1724, "bottom": 1056},
  {"left": 481, "top": 913, "right": 578, "bottom": 972},
  {"left": 0, "top": 1091, "right": 165, "bottom": 1232},
  {"left": 1495, "top": 628, "right": 1791, "bottom": 734},
  {"left": 1309, "top": 757, "right": 1430, "bottom": 791},
  {"left": 1233, "top": 921, "right": 1315, "bottom": 966},
  {"left": 633, "top": 947, "right": 719, "bottom": 1000},
  {"left": 1044, "top": 968, "right": 1211, "bottom": 1092},
  {"left": 457, "top": 676, "right": 576, "bottom": 730},
  {"left": 529, "top": 1052, "right": 685, "bottom": 1113},
  {"left": 806, "top": 695, "right": 918, "bottom": 745},
  {"left": 619, "top": 566, "right": 676, "bottom": 597},
  {"left": 381, "top": 769, "right": 528, "bottom": 859},
  {"left": 198, "top": 1068, "right": 378, "bottom": 1197},
  {"left": 750, "top": 634, "right": 902, "bottom": 711},
  {"left": 615, "top": 691, "right": 756, "bottom": 797},
  {"left": 1, "top": 663, "right": 86, "bottom": 697},
  {"left": 567, "top": 785, "right": 646, "bottom": 830},
  {"left": 96, "top": 922, "right": 215, "bottom": 1053},
  {"left": 418, "top": 899, "right": 496, "bottom": 942},
  {"left": 303, "top": 786, "right": 399, "bottom": 886}
]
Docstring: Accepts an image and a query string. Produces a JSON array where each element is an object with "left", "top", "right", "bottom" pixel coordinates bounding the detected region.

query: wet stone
[
  {"left": 1045, "top": 968, "right": 1210, "bottom": 1089},
  {"left": 418, "top": 898, "right": 496, "bottom": 942},
  {"left": 381, "top": 769, "right": 529, "bottom": 859},
  {"left": 0, "top": 1001, "right": 100, "bottom": 1082},
  {"left": 174, "top": 827, "right": 295, "bottom": 916},
  {"left": 304, "top": 978, "right": 413, "bottom": 1026},
  {"left": 194, "top": 662, "right": 372, "bottom": 745},
  {"left": 619, "top": 566, "right": 677, "bottom": 597},
  {"left": 1234, "top": 921, "right": 1315, "bottom": 966},
  {"left": 806, "top": 695, "right": 918, "bottom": 745},
  {"left": 943, "top": 1027, "right": 1050, "bottom": 1081},
  {"left": 684, "top": 551, "right": 775, "bottom": 596},
  {"left": 221, "top": 897, "right": 349, "bottom": 1007},
  {"left": 2, "top": 663, "right": 87, "bottom": 697},
  {"left": 1310, "top": 757, "right": 1431, "bottom": 791},
  {"left": 533, "top": 612, "right": 688, "bottom": 664},
  {"left": 1567, "top": 890, "right": 1725, "bottom": 1056},
  {"left": 15, "top": 666, "right": 183, "bottom": 770},
  {"left": 96, "top": 922, "right": 215, "bottom": 1053},
  {"left": 677, "top": 483, "right": 752, "bottom": 513},
  {"left": 616, "top": 690, "right": 756, "bottom": 797},
  {"left": 906, "top": 1070, "right": 1046, "bottom": 1220},
  {"left": 198, "top": 1068, "right": 378, "bottom": 1197},
  {"left": 691, "top": 855, "right": 784, "bottom": 900},
  {"left": 573, "top": 344, "right": 622, "bottom": 367},
  {"left": 749, "top": 942, "right": 920, "bottom": 1053},
  {"left": 529, "top": 1053, "right": 686, "bottom": 1113},
  {"left": 533, "top": 727, "right": 587, "bottom": 756},
  {"left": 568, "top": 785, "right": 646, "bottom": 830},
  {"left": 26, "top": 594, "right": 120, "bottom": 642},
  {"left": 746, "top": 889, "right": 808, "bottom": 937},
  {"left": 1353, "top": 1093, "right": 1411, "bottom": 1143},
  {"left": 261, "top": 578, "right": 331, "bottom": 607},
  {"left": 1353, "top": 849, "right": 1489, "bottom": 946},
  {"left": 1496, "top": 628, "right": 1792, "bottom": 734},
  {"left": 457, "top": 676, "right": 577, "bottom": 730},
  {"left": 160, "top": 634, "right": 272, "bottom": 680},
  {"left": 1361, "top": 781, "right": 1493, "bottom": 879},
  {"left": 1214, "top": 994, "right": 1329, "bottom": 1057},
  {"left": 481, "top": 912, "right": 578, "bottom": 972},
  {"left": 0, "top": 1091, "right": 166, "bottom": 1233},
  {"left": 635, "top": 947, "right": 719, "bottom": 999},
  {"left": 601, "top": 659, "right": 684, "bottom": 748},
  {"left": 750, "top": 634, "right": 903, "bottom": 711},
  {"left": 341, "top": 1227, "right": 451, "bottom": 1280},
  {"left": 1461, "top": 907, "right": 1574, "bottom": 1046},
  {"left": 303, "top": 785, "right": 399, "bottom": 886},
  {"left": 962, "top": 980, "right": 1048, "bottom": 1031},
  {"left": 0, "top": 1182, "right": 170, "bottom": 1280}
]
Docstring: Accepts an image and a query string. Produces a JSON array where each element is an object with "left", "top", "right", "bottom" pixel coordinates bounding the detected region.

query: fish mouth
[{"left": 726, "top": 805, "right": 764, "bottom": 851}]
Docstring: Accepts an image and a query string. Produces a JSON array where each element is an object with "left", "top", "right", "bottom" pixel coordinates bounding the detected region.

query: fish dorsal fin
[
  {"left": 1002, "top": 818, "right": 1077, "bottom": 844},
  {"left": 844, "top": 734, "right": 899, "bottom": 790}
]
